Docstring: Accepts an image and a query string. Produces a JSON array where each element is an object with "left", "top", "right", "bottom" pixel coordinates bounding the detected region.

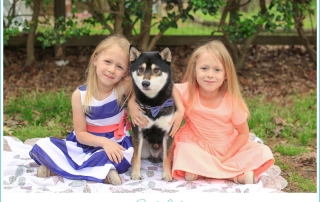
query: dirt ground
[{"left": 3, "top": 45, "right": 317, "bottom": 192}]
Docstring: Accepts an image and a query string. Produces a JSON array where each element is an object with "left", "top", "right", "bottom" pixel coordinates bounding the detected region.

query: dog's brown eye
[
  {"left": 138, "top": 67, "right": 144, "bottom": 74},
  {"left": 153, "top": 68, "right": 160, "bottom": 74}
]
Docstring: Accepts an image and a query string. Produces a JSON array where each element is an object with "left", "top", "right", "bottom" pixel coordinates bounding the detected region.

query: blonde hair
[
  {"left": 83, "top": 34, "right": 132, "bottom": 114},
  {"left": 182, "top": 40, "right": 250, "bottom": 118}
]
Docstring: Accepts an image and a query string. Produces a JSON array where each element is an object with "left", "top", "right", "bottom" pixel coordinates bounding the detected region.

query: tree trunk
[
  {"left": 54, "top": 0, "right": 66, "bottom": 59},
  {"left": 235, "top": 34, "right": 256, "bottom": 69},
  {"left": 218, "top": 0, "right": 232, "bottom": 29},
  {"left": 292, "top": 2, "right": 317, "bottom": 65},
  {"left": 4, "top": 56, "right": 10, "bottom": 67},
  {"left": 221, "top": 0, "right": 240, "bottom": 66},
  {"left": 234, "top": 0, "right": 266, "bottom": 69},
  {"left": 114, "top": 0, "right": 125, "bottom": 35},
  {"left": 122, "top": 21, "right": 133, "bottom": 37},
  {"left": 142, "top": 1, "right": 185, "bottom": 51},
  {"left": 25, "top": 0, "right": 41, "bottom": 67},
  {"left": 86, "top": 0, "right": 114, "bottom": 34},
  {"left": 221, "top": 0, "right": 267, "bottom": 69},
  {"left": 147, "top": 9, "right": 183, "bottom": 51},
  {"left": 138, "top": 0, "right": 154, "bottom": 51},
  {"left": 295, "top": 25, "right": 317, "bottom": 64}
]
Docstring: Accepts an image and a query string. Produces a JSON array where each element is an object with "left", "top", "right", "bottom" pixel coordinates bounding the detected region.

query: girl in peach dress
[{"left": 171, "top": 40, "right": 274, "bottom": 184}]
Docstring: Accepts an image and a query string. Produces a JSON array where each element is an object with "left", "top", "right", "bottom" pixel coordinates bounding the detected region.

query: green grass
[
  {"left": 4, "top": 90, "right": 73, "bottom": 142},
  {"left": 275, "top": 144, "right": 307, "bottom": 156},
  {"left": 5, "top": 90, "right": 72, "bottom": 125},
  {"left": 275, "top": 159, "right": 290, "bottom": 171},
  {"left": 5, "top": 90, "right": 316, "bottom": 144},
  {"left": 245, "top": 93, "right": 317, "bottom": 193},
  {"left": 247, "top": 92, "right": 317, "bottom": 146},
  {"left": 3, "top": 90, "right": 317, "bottom": 192},
  {"left": 246, "top": 96, "right": 275, "bottom": 140},
  {"left": 277, "top": 93, "right": 316, "bottom": 146},
  {"left": 288, "top": 174, "right": 317, "bottom": 192}
]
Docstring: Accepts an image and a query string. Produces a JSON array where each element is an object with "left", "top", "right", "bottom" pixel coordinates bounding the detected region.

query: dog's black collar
[{"left": 137, "top": 98, "right": 174, "bottom": 117}]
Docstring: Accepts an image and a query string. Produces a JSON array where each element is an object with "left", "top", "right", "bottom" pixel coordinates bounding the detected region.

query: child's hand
[
  {"left": 168, "top": 109, "right": 184, "bottom": 137},
  {"left": 215, "top": 156, "right": 227, "bottom": 163},
  {"left": 102, "top": 140, "right": 126, "bottom": 164},
  {"left": 128, "top": 98, "right": 148, "bottom": 128}
]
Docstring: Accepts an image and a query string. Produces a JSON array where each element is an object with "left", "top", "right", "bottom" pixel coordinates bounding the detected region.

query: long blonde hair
[
  {"left": 182, "top": 40, "right": 250, "bottom": 118},
  {"left": 83, "top": 34, "right": 132, "bottom": 114}
]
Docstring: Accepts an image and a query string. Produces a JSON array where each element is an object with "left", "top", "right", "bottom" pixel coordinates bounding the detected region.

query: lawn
[{"left": 3, "top": 90, "right": 317, "bottom": 193}]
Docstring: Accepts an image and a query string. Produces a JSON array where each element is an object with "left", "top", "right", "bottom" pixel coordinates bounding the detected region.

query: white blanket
[{"left": 2, "top": 135, "right": 288, "bottom": 193}]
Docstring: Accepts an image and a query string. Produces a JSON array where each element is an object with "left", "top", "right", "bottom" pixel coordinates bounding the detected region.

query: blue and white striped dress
[{"left": 29, "top": 85, "right": 134, "bottom": 183}]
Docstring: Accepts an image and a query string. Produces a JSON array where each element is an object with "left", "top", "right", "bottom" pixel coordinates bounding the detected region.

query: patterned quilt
[{"left": 2, "top": 135, "right": 288, "bottom": 193}]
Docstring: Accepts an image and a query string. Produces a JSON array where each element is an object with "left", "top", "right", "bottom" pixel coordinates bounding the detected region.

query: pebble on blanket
[{"left": 2, "top": 134, "right": 288, "bottom": 193}]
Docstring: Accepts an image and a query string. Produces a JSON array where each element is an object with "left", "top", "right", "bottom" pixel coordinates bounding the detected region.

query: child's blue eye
[
  {"left": 117, "top": 65, "right": 123, "bottom": 70},
  {"left": 105, "top": 60, "right": 111, "bottom": 64}
]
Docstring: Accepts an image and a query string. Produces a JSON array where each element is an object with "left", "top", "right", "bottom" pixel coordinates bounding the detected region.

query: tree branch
[{"left": 239, "top": 0, "right": 251, "bottom": 8}]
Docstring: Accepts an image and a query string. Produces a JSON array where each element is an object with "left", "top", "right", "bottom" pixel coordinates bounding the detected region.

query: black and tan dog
[{"left": 129, "top": 46, "right": 175, "bottom": 181}]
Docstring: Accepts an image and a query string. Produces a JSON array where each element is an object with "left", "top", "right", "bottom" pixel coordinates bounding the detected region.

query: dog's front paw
[
  {"left": 162, "top": 173, "right": 173, "bottom": 182},
  {"left": 131, "top": 172, "right": 142, "bottom": 180}
]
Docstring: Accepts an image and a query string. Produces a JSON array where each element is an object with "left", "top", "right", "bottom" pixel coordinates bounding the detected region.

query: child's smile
[
  {"left": 95, "top": 46, "right": 129, "bottom": 88},
  {"left": 195, "top": 52, "right": 225, "bottom": 93}
]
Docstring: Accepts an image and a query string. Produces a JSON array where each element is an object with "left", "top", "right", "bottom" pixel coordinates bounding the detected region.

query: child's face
[
  {"left": 195, "top": 51, "right": 226, "bottom": 94},
  {"left": 94, "top": 46, "right": 129, "bottom": 88}
]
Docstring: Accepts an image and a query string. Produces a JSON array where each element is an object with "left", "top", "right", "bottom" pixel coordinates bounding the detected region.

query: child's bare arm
[
  {"left": 216, "top": 121, "right": 249, "bottom": 163},
  {"left": 127, "top": 93, "right": 148, "bottom": 128},
  {"left": 168, "top": 85, "right": 185, "bottom": 137},
  {"left": 72, "top": 89, "right": 125, "bottom": 164}
]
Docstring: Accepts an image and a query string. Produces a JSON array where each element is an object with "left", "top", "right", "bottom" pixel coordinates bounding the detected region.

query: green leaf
[
  {"left": 25, "top": 0, "right": 32, "bottom": 8},
  {"left": 201, "top": 8, "right": 208, "bottom": 15},
  {"left": 66, "top": 20, "right": 74, "bottom": 27},
  {"left": 44, "top": 39, "right": 51, "bottom": 47},
  {"left": 60, "top": 37, "right": 66, "bottom": 45},
  {"left": 188, "top": 14, "right": 194, "bottom": 21},
  {"left": 37, "top": 36, "right": 44, "bottom": 41},
  {"left": 181, "top": 14, "right": 187, "bottom": 22}
]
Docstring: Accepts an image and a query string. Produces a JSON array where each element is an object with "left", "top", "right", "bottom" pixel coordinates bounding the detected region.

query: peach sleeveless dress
[{"left": 172, "top": 83, "right": 274, "bottom": 180}]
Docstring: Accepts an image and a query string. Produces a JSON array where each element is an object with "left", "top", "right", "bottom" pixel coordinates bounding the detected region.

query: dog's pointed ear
[
  {"left": 159, "top": 47, "right": 172, "bottom": 63},
  {"left": 129, "top": 45, "right": 141, "bottom": 62}
]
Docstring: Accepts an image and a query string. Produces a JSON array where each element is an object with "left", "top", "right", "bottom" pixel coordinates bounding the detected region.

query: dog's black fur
[{"left": 129, "top": 46, "right": 175, "bottom": 181}]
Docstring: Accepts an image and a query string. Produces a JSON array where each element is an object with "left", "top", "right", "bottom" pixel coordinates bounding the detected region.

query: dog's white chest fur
[
  {"left": 142, "top": 113, "right": 173, "bottom": 132},
  {"left": 139, "top": 113, "right": 173, "bottom": 159}
]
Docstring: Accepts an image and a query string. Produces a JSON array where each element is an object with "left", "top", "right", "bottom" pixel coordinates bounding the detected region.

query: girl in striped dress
[{"left": 29, "top": 35, "right": 134, "bottom": 185}]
